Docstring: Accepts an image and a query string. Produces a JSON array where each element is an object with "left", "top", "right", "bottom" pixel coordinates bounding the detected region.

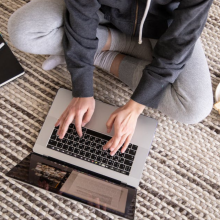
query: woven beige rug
[{"left": 1, "top": 0, "right": 220, "bottom": 219}]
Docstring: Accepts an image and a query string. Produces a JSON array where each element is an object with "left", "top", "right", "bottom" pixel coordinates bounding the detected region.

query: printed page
[{"left": 61, "top": 171, "right": 128, "bottom": 212}]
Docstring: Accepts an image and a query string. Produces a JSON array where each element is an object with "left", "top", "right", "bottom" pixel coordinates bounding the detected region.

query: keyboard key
[
  {"left": 69, "top": 123, "right": 74, "bottom": 129},
  {"left": 67, "top": 140, "right": 73, "bottom": 146},
  {"left": 64, "top": 133, "right": 69, "bottom": 139},
  {"left": 96, "top": 150, "right": 102, "bottom": 155},
  {"left": 90, "top": 142, "right": 96, "bottom": 147},
  {"left": 101, "top": 140, "right": 107, "bottom": 145},
  {"left": 79, "top": 144, "right": 84, "bottom": 149},
  {"left": 101, "top": 151, "right": 107, "bottom": 157},
  {"left": 84, "top": 146, "right": 90, "bottom": 151},
  {"left": 125, "top": 166, "right": 131, "bottom": 172},
  {"left": 124, "top": 148, "right": 130, "bottom": 154},
  {"left": 57, "top": 142, "right": 63, "bottom": 148},
  {"left": 119, "top": 164, "right": 125, "bottom": 170},
  {"left": 51, "top": 134, "right": 57, "bottom": 140},
  {"left": 124, "top": 159, "right": 132, "bottom": 166},
  {"left": 61, "top": 139, "right": 67, "bottom": 144},
  {"left": 129, "top": 149, "right": 136, "bottom": 155},
  {"left": 85, "top": 140, "right": 91, "bottom": 146},
  {"left": 113, "top": 162, "right": 119, "bottom": 168},
  {"left": 106, "top": 153, "right": 112, "bottom": 159},
  {"left": 90, "top": 136, "right": 95, "bottom": 141},
  {"left": 74, "top": 136, "right": 79, "bottom": 142},
  {"left": 85, "top": 152, "right": 91, "bottom": 158},
  {"left": 52, "top": 129, "right": 58, "bottom": 136},
  {"left": 48, "top": 140, "right": 57, "bottom": 146},
  {"left": 63, "top": 144, "right": 69, "bottom": 150},
  {"left": 68, "top": 134, "right": 74, "bottom": 140},
  {"left": 91, "top": 154, "right": 97, "bottom": 160},
  {"left": 108, "top": 160, "right": 113, "bottom": 166},
  {"left": 114, "top": 156, "right": 119, "bottom": 162},
  {"left": 124, "top": 154, "right": 134, "bottom": 161},
  {"left": 97, "top": 156, "right": 101, "bottom": 162},
  {"left": 118, "top": 157, "right": 125, "bottom": 163},
  {"left": 67, "top": 128, "right": 72, "bottom": 133},
  {"left": 79, "top": 139, "right": 85, "bottom": 144},
  {"left": 84, "top": 134, "right": 89, "bottom": 139},
  {"left": 96, "top": 138, "right": 101, "bottom": 144},
  {"left": 90, "top": 148, "right": 96, "bottom": 154},
  {"left": 132, "top": 145, "right": 138, "bottom": 150},
  {"left": 96, "top": 144, "right": 102, "bottom": 149},
  {"left": 73, "top": 142, "right": 79, "bottom": 148},
  {"left": 68, "top": 146, "right": 74, "bottom": 152},
  {"left": 47, "top": 145, "right": 54, "bottom": 149},
  {"left": 102, "top": 158, "right": 107, "bottom": 163},
  {"left": 74, "top": 149, "right": 79, "bottom": 154},
  {"left": 80, "top": 150, "right": 85, "bottom": 156}
]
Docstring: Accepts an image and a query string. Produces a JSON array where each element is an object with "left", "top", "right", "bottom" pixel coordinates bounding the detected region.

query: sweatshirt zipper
[{"left": 133, "top": 0, "right": 139, "bottom": 36}]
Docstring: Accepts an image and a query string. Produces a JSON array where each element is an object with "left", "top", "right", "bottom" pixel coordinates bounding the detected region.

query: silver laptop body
[{"left": 33, "top": 88, "right": 157, "bottom": 188}]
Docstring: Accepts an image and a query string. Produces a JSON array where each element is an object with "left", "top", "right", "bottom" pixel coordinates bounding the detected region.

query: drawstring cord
[{"left": 138, "top": 0, "right": 152, "bottom": 44}]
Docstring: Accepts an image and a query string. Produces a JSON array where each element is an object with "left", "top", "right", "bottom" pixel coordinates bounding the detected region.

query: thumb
[
  {"left": 106, "top": 113, "right": 116, "bottom": 133},
  {"left": 82, "top": 108, "right": 94, "bottom": 126}
]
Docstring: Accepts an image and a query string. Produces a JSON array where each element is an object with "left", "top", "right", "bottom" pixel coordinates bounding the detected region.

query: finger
[
  {"left": 56, "top": 112, "right": 68, "bottom": 135},
  {"left": 58, "top": 113, "right": 74, "bottom": 138},
  {"left": 103, "top": 137, "right": 114, "bottom": 150},
  {"left": 109, "top": 134, "right": 121, "bottom": 153},
  {"left": 106, "top": 113, "right": 116, "bottom": 133},
  {"left": 110, "top": 134, "right": 127, "bottom": 156},
  {"left": 121, "top": 134, "right": 133, "bottom": 153},
  {"left": 75, "top": 111, "right": 84, "bottom": 137},
  {"left": 109, "top": 119, "right": 123, "bottom": 151},
  {"left": 82, "top": 108, "right": 94, "bottom": 126},
  {"left": 55, "top": 118, "right": 60, "bottom": 127}
]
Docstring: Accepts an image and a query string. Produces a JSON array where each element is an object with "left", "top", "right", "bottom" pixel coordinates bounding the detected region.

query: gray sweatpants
[{"left": 8, "top": 0, "right": 213, "bottom": 124}]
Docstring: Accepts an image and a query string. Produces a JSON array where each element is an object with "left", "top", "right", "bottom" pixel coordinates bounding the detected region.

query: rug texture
[{"left": 0, "top": 0, "right": 220, "bottom": 219}]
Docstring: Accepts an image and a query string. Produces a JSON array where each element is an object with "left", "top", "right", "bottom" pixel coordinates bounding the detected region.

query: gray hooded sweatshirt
[{"left": 63, "top": 0, "right": 213, "bottom": 109}]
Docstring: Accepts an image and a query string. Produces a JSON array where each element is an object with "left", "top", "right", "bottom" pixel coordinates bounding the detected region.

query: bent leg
[
  {"left": 158, "top": 39, "right": 213, "bottom": 124},
  {"left": 8, "top": 0, "right": 65, "bottom": 55}
]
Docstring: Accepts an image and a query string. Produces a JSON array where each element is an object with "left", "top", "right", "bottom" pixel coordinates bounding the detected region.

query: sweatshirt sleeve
[
  {"left": 63, "top": 0, "right": 101, "bottom": 97},
  {"left": 131, "top": 0, "right": 213, "bottom": 109}
]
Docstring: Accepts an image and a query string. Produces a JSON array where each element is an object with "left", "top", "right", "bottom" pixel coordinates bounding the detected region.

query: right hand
[{"left": 55, "top": 97, "right": 95, "bottom": 139}]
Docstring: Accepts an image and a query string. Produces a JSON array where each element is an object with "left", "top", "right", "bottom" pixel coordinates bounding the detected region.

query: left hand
[{"left": 103, "top": 99, "right": 145, "bottom": 156}]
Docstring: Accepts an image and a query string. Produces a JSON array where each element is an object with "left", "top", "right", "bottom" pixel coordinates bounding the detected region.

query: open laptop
[{"left": 6, "top": 88, "right": 157, "bottom": 219}]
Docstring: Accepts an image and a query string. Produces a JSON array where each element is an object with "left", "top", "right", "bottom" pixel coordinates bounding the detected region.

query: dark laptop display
[{"left": 6, "top": 153, "right": 136, "bottom": 220}]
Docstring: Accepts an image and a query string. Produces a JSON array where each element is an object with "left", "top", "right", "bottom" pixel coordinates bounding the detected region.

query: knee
[
  {"left": 176, "top": 95, "right": 213, "bottom": 125},
  {"left": 7, "top": 0, "right": 65, "bottom": 54},
  {"left": 8, "top": 8, "right": 27, "bottom": 52}
]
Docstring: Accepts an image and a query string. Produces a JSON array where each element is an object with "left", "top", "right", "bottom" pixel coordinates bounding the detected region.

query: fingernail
[
  {"left": 82, "top": 123, "right": 85, "bottom": 127},
  {"left": 110, "top": 148, "right": 114, "bottom": 151}
]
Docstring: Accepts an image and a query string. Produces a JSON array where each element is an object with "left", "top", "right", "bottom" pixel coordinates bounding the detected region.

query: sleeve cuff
[
  {"left": 69, "top": 66, "right": 94, "bottom": 98},
  {"left": 131, "top": 70, "right": 169, "bottom": 109}
]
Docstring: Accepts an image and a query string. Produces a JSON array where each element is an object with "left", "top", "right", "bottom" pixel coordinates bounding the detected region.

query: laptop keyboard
[{"left": 46, "top": 123, "right": 138, "bottom": 175}]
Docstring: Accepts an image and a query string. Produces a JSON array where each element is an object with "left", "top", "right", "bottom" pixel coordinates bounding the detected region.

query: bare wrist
[{"left": 126, "top": 99, "right": 145, "bottom": 114}]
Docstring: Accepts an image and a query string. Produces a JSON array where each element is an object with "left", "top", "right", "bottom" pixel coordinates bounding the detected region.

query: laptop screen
[{"left": 6, "top": 153, "right": 136, "bottom": 220}]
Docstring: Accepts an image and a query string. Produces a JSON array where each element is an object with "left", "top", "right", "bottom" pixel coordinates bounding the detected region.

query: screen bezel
[{"left": 6, "top": 153, "right": 136, "bottom": 220}]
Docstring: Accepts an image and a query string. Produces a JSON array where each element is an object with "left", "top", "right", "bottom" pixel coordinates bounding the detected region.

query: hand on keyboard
[
  {"left": 55, "top": 97, "right": 95, "bottom": 139},
  {"left": 103, "top": 99, "right": 145, "bottom": 156}
]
